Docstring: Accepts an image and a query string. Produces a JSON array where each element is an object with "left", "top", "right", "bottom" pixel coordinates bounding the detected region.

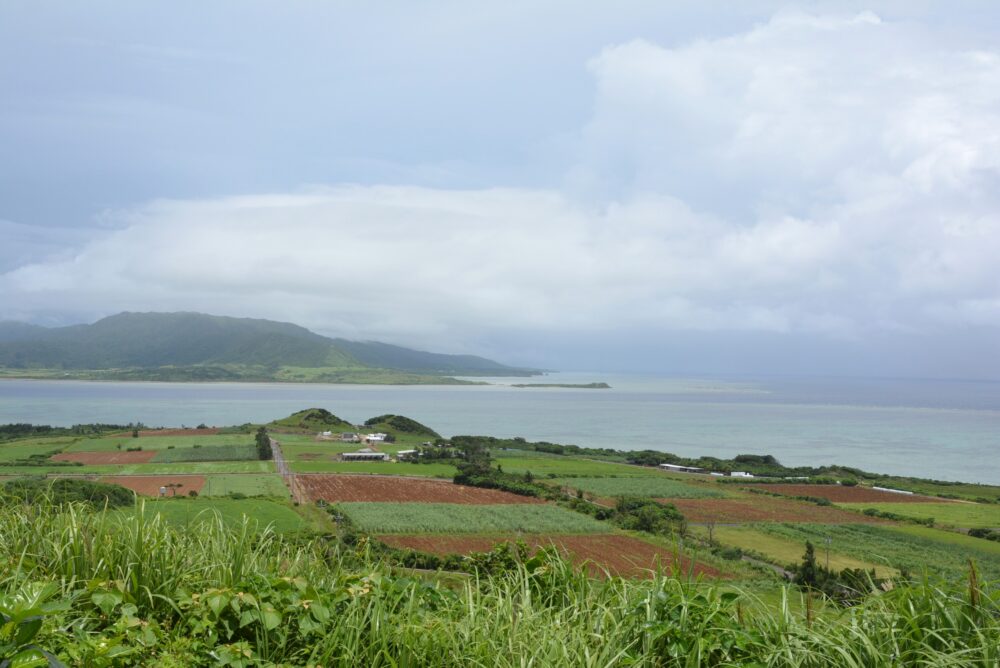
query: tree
[
  {"left": 255, "top": 426, "right": 273, "bottom": 460},
  {"left": 455, "top": 438, "right": 492, "bottom": 478},
  {"left": 796, "top": 541, "right": 819, "bottom": 589}
]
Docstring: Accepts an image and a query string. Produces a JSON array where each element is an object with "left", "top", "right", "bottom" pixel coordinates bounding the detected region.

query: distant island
[
  {"left": 0, "top": 311, "right": 539, "bottom": 385},
  {"left": 510, "top": 382, "right": 611, "bottom": 389}
]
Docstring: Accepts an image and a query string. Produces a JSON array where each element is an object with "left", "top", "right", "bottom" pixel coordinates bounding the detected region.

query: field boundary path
[{"left": 272, "top": 438, "right": 306, "bottom": 504}]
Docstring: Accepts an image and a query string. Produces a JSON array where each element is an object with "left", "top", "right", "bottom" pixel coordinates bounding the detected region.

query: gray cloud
[{"left": 2, "top": 9, "right": 999, "bottom": 374}]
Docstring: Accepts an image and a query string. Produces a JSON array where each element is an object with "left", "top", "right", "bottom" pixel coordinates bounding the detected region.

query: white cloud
[{"left": 2, "top": 10, "right": 1000, "bottom": 355}]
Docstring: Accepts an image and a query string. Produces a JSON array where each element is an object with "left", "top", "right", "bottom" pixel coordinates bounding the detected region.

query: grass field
[
  {"left": 150, "top": 443, "right": 258, "bottom": 463},
  {"left": 0, "top": 441, "right": 67, "bottom": 462},
  {"left": 839, "top": 501, "right": 1000, "bottom": 528},
  {"left": 200, "top": 474, "right": 289, "bottom": 497},
  {"left": 337, "top": 502, "right": 611, "bottom": 534},
  {"left": 121, "top": 498, "right": 306, "bottom": 533},
  {"left": 289, "top": 461, "right": 456, "bottom": 477},
  {"left": 699, "top": 525, "right": 895, "bottom": 577},
  {"left": 62, "top": 434, "right": 252, "bottom": 452},
  {"left": 494, "top": 457, "right": 663, "bottom": 477},
  {"left": 755, "top": 523, "right": 1000, "bottom": 582},
  {"left": 550, "top": 476, "right": 727, "bottom": 499}
]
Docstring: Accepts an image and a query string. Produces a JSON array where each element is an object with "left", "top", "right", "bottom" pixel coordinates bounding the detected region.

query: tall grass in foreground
[{"left": 0, "top": 499, "right": 997, "bottom": 666}]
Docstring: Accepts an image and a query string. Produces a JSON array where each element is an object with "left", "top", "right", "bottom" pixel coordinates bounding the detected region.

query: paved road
[{"left": 271, "top": 437, "right": 306, "bottom": 504}]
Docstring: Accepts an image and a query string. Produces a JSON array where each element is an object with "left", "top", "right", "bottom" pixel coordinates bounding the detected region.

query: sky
[{"left": 2, "top": 1, "right": 1000, "bottom": 378}]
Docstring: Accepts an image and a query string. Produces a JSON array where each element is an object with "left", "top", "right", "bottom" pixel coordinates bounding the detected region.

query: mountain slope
[{"left": 0, "top": 312, "right": 535, "bottom": 380}]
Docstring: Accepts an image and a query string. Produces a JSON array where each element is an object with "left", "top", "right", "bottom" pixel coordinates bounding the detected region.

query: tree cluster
[{"left": 255, "top": 426, "right": 273, "bottom": 460}]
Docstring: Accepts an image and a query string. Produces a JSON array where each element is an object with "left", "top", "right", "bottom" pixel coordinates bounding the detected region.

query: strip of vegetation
[
  {"left": 1, "top": 477, "right": 134, "bottom": 508},
  {"left": 0, "top": 501, "right": 997, "bottom": 666},
  {"left": 510, "top": 382, "right": 611, "bottom": 389},
  {"left": 334, "top": 502, "right": 609, "bottom": 534},
  {"left": 150, "top": 443, "right": 258, "bottom": 463}
]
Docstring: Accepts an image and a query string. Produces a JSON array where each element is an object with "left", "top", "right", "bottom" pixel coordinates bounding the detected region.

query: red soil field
[
  {"left": 665, "top": 496, "right": 884, "bottom": 524},
  {"left": 99, "top": 475, "right": 205, "bottom": 496},
  {"left": 379, "top": 534, "right": 724, "bottom": 579},
  {"left": 109, "top": 428, "right": 220, "bottom": 437},
  {"left": 52, "top": 450, "right": 158, "bottom": 465},
  {"left": 299, "top": 474, "right": 544, "bottom": 504},
  {"left": 761, "top": 484, "right": 945, "bottom": 504}
]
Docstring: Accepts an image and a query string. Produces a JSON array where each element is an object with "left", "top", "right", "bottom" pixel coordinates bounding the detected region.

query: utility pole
[{"left": 825, "top": 536, "right": 831, "bottom": 571}]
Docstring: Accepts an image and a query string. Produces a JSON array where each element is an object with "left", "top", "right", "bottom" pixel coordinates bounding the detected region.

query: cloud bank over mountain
[{"left": 2, "top": 9, "right": 999, "bottom": 375}]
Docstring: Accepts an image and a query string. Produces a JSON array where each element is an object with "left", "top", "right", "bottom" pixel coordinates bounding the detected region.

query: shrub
[{"left": 1, "top": 478, "right": 134, "bottom": 508}]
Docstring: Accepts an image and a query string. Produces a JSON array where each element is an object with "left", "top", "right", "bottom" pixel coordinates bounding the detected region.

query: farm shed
[
  {"left": 397, "top": 449, "right": 419, "bottom": 461},
  {"left": 341, "top": 451, "right": 390, "bottom": 462},
  {"left": 659, "top": 463, "right": 706, "bottom": 474}
]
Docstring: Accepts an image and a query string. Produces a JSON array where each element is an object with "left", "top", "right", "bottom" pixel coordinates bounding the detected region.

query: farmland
[
  {"left": 700, "top": 525, "right": 896, "bottom": 577},
  {"left": 492, "top": 455, "right": 664, "bottom": 477},
  {"left": 100, "top": 474, "right": 205, "bottom": 496},
  {"left": 379, "top": 533, "right": 724, "bottom": 578},
  {"left": 754, "top": 523, "right": 1000, "bottom": 582},
  {"left": 1, "top": 411, "right": 1000, "bottom": 664},
  {"left": 300, "top": 474, "right": 544, "bottom": 504},
  {"left": 550, "top": 476, "right": 727, "bottom": 499},
  {"left": 668, "top": 495, "right": 884, "bottom": 524},
  {"left": 52, "top": 450, "right": 157, "bottom": 465},
  {"left": 150, "top": 443, "right": 258, "bottom": 463},
  {"left": 337, "top": 502, "right": 609, "bottom": 534},
  {"left": 762, "top": 484, "right": 943, "bottom": 503},
  {"left": 838, "top": 501, "right": 1000, "bottom": 529},
  {"left": 121, "top": 498, "right": 307, "bottom": 533}
]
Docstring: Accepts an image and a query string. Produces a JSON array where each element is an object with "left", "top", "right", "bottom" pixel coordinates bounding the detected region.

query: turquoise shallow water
[{"left": 1, "top": 374, "right": 997, "bottom": 484}]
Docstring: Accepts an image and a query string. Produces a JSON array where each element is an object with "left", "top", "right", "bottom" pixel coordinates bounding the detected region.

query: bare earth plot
[
  {"left": 760, "top": 485, "right": 946, "bottom": 504},
  {"left": 52, "top": 451, "right": 158, "bottom": 465},
  {"left": 299, "top": 474, "right": 544, "bottom": 504},
  {"left": 379, "top": 534, "right": 724, "bottom": 579},
  {"left": 100, "top": 475, "right": 205, "bottom": 496},
  {"left": 667, "top": 496, "right": 885, "bottom": 524}
]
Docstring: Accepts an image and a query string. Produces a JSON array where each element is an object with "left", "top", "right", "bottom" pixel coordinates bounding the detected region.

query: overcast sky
[{"left": 2, "top": 1, "right": 999, "bottom": 378}]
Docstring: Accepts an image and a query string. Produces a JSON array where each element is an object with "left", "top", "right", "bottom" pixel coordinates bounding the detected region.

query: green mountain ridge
[{"left": 0, "top": 312, "right": 537, "bottom": 382}]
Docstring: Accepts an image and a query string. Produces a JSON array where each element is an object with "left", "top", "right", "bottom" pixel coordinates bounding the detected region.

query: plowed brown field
[
  {"left": 299, "top": 475, "right": 544, "bottom": 504},
  {"left": 666, "top": 496, "right": 884, "bottom": 524},
  {"left": 52, "top": 451, "right": 158, "bottom": 465},
  {"left": 761, "top": 484, "right": 945, "bottom": 504},
  {"left": 100, "top": 475, "right": 205, "bottom": 496},
  {"left": 379, "top": 534, "right": 724, "bottom": 578}
]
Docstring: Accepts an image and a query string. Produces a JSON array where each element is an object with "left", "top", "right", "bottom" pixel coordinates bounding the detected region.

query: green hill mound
[
  {"left": 270, "top": 408, "right": 354, "bottom": 432},
  {"left": 363, "top": 414, "right": 441, "bottom": 438}
]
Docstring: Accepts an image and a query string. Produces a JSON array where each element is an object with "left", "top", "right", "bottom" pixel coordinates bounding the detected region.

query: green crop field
[
  {"left": 200, "top": 474, "right": 289, "bottom": 497},
  {"left": 838, "top": 501, "right": 1000, "bottom": 529},
  {"left": 550, "top": 476, "right": 727, "bottom": 499},
  {"left": 121, "top": 498, "right": 306, "bottom": 533},
  {"left": 493, "top": 457, "right": 661, "bottom": 477},
  {"left": 701, "top": 525, "right": 895, "bottom": 577},
  {"left": 45, "top": 461, "right": 276, "bottom": 475},
  {"left": 337, "top": 502, "right": 611, "bottom": 534},
  {"left": 0, "top": 441, "right": 68, "bottom": 462},
  {"left": 755, "top": 523, "right": 1000, "bottom": 582},
  {"left": 62, "top": 434, "right": 252, "bottom": 452},
  {"left": 885, "top": 524, "right": 1000, "bottom": 556},
  {"left": 289, "top": 461, "right": 456, "bottom": 477},
  {"left": 151, "top": 443, "right": 258, "bottom": 463}
]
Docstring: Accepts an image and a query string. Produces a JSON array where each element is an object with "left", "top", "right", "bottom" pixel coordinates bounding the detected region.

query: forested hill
[{"left": 0, "top": 312, "right": 536, "bottom": 381}]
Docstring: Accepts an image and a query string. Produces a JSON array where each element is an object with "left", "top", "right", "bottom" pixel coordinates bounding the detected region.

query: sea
[{"left": 1, "top": 373, "right": 998, "bottom": 484}]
